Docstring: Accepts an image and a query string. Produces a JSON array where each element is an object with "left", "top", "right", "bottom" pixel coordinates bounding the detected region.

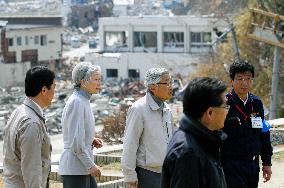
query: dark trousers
[
  {"left": 222, "top": 157, "right": 260, "bottom": 188},
  {"left": 135, "top": 167, "right": 161, "bottom": 188},
  {"left": 61, "top": 175, "right": 97, "bottom": 188}
]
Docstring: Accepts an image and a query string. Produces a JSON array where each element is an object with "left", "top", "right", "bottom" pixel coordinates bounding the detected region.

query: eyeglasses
[
  {"left": 235, "top": 77, "right": 253, "bottom": 83},
  {"left": 214, "top": 105, "right": 230, "bottom": 111},
  {"left": 156, "top": 81, "right": 173, "bottom": 86},
  {"left": 89, "top": 78, "right": 101, "bottom": 82}
]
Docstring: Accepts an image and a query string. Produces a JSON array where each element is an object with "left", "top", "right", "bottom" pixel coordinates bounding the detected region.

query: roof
[{"left": 6, "top": 24, "right": 60, "bottom": 30}]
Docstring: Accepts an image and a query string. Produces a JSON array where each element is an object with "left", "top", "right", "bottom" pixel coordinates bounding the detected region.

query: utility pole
[
  {"left": 246, "top": 8, "right": 284, "bottom": 119},
  {"left": 230, "top": 23, "right": 241, "bottom": 62},
  {"left": 269, "top": 47, "right": 281, "bottom": 119},
  {"left": 211, "top": 22, "right": 241, "bottom": 62}
]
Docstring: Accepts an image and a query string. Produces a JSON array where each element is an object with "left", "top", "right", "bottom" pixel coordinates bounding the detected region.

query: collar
[
  {"left": 179, "top": 113, "right": 227, "bottom": 146},
  {"left": 146, "top": 92, "right": 165, "bottom": 111},
  {"left": 230, "top": 90, "right": 250, "bottom": 106},
  {"left": 239, "top": 93, "right": 249, "bottom": 105},
  {"left": 76, "top": 88, "right": 92, "bottom": 100},
  {"left": 25, "top": 97, "right": 44, "bottom": 117}
]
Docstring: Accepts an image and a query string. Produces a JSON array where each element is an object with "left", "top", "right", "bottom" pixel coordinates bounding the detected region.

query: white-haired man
[{"left": 121, "top": 67, "right": 175, "bottom": 188}]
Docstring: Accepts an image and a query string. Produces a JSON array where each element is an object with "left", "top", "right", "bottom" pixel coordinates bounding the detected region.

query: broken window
[
  {"left": 203, "top": 32, "right": 212, "bottom": 43},
  {"left": 17, "top": 37, "right": 22, "bottom": 46},
  {"left": 191, "top": 32, "right": 212, "bottom": 47},
  {"left": 128, "top": 69, "right": 140, "bottom": 80},
  {"left": 105, "top": 31, "right": 128, "bottom": 48},
  {"left": 164, "top": 32, "right": 184, "bottom": 48},
  {"left": 106, "top": 69, "right": 118, "bottom": 78},
  {"left": 8, "top": 38, "right": 13, "bottom": 46},
  {"left": 134, "top": 32, "right": 157, "bottom": 48},
  {"left": 40, "top": 35, "right": 47, "bottom": 46},
  {"left": 191, "top": 32, "right": 201, "bottom": 43}
]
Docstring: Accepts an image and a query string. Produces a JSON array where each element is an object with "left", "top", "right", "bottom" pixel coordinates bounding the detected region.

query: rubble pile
[{"left": 271, "top": 129, "right": 284, "bottom": 146}]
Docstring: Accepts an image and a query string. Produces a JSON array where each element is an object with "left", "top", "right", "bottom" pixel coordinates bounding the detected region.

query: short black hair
[
  {"left": 229, "top": 59, "right": 254, "bottom": 80},
  {"left": 183, "top": 77, "right": 227, "bottom": 119},
  {"left": 25, "top": 66, "right": 55, "bottom": 97}
]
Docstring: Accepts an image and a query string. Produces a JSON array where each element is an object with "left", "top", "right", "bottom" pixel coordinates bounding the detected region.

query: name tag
[{"left": 251, "top": 117, "right": 263, "bottom": 128}]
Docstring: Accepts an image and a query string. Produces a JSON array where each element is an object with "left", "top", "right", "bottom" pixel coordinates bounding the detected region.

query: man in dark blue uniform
[{"left": 221, "top": 60, "right": 273, "bottom": 188}]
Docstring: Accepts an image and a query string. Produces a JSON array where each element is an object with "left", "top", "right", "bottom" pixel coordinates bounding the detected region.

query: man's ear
[
  {"left": 230, "top": 79, "right": 234, "bottom": 87},
  {"left": 148, "top": 84, "right": 156, "bottom": 92},
  {"left": 41, "top": 86, "right": 47, "bottom": 95},
  {"left": 206, "top": 107, "right": 214, "bottom": 120}
]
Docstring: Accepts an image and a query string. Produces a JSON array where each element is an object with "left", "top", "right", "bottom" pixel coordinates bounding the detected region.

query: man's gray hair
[
  {"left": 144, "top": 67, "right": 169, "bottom": 87},
  {"left": 72, "top": 62, "right": 101, "bottom": 88}
]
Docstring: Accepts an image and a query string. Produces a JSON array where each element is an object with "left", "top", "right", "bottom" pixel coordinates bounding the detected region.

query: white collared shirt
[{"left": 240, "top": 93, "right": 249, "bottom": 105}]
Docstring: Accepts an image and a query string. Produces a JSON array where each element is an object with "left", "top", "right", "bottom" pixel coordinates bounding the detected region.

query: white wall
[
  {"left": 6, "top": 26, "right": 63, "bottom": 62},
  {"left": 0, "top": 62, "right": 30, "bottom": 87},
  {"left": 85, "top": 52, "right": 200, "bottom": 80}
]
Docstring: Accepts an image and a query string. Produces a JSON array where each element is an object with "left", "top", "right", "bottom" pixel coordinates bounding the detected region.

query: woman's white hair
[
  {"left": 144, "top": 67, "right": 169, "bottom": 87},
  {"left": 72, "top": 62, "right": 101, "bottom": 88}
]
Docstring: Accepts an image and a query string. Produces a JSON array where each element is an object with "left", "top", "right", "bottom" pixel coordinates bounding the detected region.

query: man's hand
[
  {"left": 262, "top": 165, "right": 272, "bottom": 182},
  {"left": 127, "top": 181, "right": 138, "bottom": 187},
  {"left": 89, "top": 165, "right": 101, "bottom": 177},
  {"left": 92, "top": 138, "right": 103, "bottom": 149}
]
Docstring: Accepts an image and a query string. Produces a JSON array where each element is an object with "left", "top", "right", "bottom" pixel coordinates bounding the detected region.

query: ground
[{"left": 1, "top": 160, "right": 284, "bottom": 188}]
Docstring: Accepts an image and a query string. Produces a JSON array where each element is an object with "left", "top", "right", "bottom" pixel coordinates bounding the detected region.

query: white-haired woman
[{"left": 59, "top": 62, "right": 103, "bottom": 188}]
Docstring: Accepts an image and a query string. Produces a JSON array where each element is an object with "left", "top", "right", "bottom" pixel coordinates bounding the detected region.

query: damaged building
[
  {"left": 0, "top": 16, "right": 63, "bottom": 87},
  {"left": 0, "top": 15, "right": 63, "bottom": 64},
  {"left": 85, "top": 16, "right": 226, "bottom": 80},
  {"left": 68, "top": 0, "right": 113, "bottom": 28}
]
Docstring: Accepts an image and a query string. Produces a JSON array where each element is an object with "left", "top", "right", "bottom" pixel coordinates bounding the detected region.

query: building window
[
  {"left": 17, "top": 37, "right": 22, "bottom": 46},
  {"left": 25, "top": 36, "right": 29, "bottom": 45},
  {"left": 105, "top": 31, "right": 128, "bottom": 48},
  {"left": 163, "top": 32, "right": 184, "bottom": 48},
  {"left": 34, "top": 35, "right": 39, "bottom": 45},
  {"left": 203, "top": 32, "right": 212, "bottom": 43},
  {"left": 40, "top": 35, "right": 47, "bottom": 46},
  {"left": 128, "top": 69, "right": 140, "bottom": 80},
  {"left": 191, "top": 32, "right": 212, "bottom": 47},
  {"left": 191, "top": 32, "right": 201, "bottom": 43},
  {"left": 8, "top": 38, "right": 13, "bottom": 46},
  {"left": 106, "top": 69, "right": 118, "bottom": 78},
  {"left": 134, "top": 32, "right": 157, "bottom": 48}
]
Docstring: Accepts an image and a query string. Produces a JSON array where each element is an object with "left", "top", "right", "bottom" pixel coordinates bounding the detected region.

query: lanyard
[{"left": 229, "top": 92, "right": 254, "bottom": 121}]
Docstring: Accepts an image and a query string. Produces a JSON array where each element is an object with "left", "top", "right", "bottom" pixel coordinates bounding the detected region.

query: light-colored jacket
[
  {"left": 3, "top": 97, "right": 51, "bottom": 188},
  {"left": 59, "top": 89, "right": 95, "bottom": 175},
  {"left": 121, "top": 92, "right": 175, "bottom": 182}
]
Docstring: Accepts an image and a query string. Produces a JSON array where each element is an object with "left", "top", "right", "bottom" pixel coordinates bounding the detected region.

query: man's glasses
[
  {"left": 156, "top": 80, "right": 173, "bottom": 86},
  {"left": 235, "top": 77, "right": 253, "bottom": 83},
  {"left": 214, "top": 105, "right": 230, "bottom": 111}
]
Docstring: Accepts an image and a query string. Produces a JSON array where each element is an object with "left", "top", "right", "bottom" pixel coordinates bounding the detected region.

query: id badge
[{"left": 251, "top": 116, "right": 263, "bottom": 128}]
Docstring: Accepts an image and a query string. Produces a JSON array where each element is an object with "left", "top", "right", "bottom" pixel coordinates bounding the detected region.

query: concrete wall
[
  {"left": 0, "top": 62, "right": 30, "bottom": 87},
  {"left": 85, "top": 52, "right": 200, "bottom": 80},
  {"left": 6, "top": 27, "right": 62, "bottom": 62}
]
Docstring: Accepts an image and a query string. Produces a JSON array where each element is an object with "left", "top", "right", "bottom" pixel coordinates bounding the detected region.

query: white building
[
  {"left": 99, "top": 16, "right": 227, "bottom": 53},
  {"left": 0, "top": 16, "right": 63, "bottom": 64},
  {"left": 86, "top": 16, "right": 226, "bottom": 80}
]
